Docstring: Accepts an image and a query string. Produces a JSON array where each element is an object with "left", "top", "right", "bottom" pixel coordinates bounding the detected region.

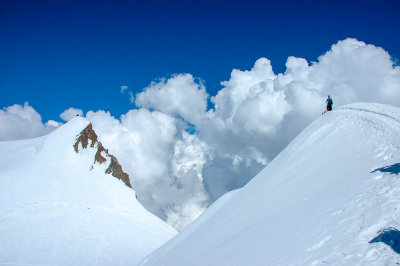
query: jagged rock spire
[{"left": 74, "top": 123, "right": 133, "bottom": 189}]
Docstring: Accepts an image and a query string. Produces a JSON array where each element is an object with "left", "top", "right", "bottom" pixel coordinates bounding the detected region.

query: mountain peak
[
  {"left": 0, "top": 117, "right": 176, "bottom": 265},
  {"left": 74, "top": 123, "right": 132, "bottom": 189}
]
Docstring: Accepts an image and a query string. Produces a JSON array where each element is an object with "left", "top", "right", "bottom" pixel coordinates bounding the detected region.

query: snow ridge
[
  {"left": 142, "top": 102, "right": 400, "bottom": 265},
  {"left": 337, "top": 102, "right": 400, "bottom": 124}
]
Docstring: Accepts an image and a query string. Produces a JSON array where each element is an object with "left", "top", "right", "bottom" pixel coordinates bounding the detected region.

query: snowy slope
[
  {"left": 0, "top": 117, "right": 176, "bottom": 266},
  {"left": 142, "top": 103, "right": 400, "bottom": 265}
]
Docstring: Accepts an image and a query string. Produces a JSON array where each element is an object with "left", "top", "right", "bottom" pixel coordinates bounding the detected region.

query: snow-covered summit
[
  {"left": 142, "top": 102, "right": 400, "bottom": 265},
  {"left": 0, "top": 116, "right": 176, "bottom": 265}
]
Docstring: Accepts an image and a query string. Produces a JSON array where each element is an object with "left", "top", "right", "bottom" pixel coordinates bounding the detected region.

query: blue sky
[{"left": 1, "top": 0, "right": 399, "bottom": 122}]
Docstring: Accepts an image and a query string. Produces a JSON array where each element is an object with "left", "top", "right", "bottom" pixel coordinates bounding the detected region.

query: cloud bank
[
  {"left": 2, "top": 38, "right": 400, "bottom": 230},
  {"left": 0, "top": 102, "right": 60, "bottom": 141}
]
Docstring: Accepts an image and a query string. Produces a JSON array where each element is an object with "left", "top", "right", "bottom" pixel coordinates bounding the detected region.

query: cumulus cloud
[
  {"left": 306, "top": 38, "right": 400, "bottom": 106},
  {"left": 3, "top": 38, "right": 400, "bottom": 230},
  {"left": 0, "top": 102, "right": 59, "bottom": 141},
  {"left": 86, "top": 108, "right": 210, "bottom": 230},
  {"left": 60, "top": 107, "right": 84, "bottom": 121},
  {"left": 211, "top": 58, "right": 292, "bottom": 136},
  {"left": 135, "top": 74, "right": 208, "bottom": 124}
]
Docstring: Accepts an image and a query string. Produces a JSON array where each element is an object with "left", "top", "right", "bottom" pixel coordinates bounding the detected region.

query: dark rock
[
  {"left": 105, "top": 154, "right": 132, "bottom": 188},
  {"left": 74, "top": 123, "right": 98, "bottom": 152},
  {"left": 74, "top": 123, "right": 133, "bottom": 189}
]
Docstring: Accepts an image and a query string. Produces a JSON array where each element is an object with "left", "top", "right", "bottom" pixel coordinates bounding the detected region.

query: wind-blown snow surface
[
  {"left": 142, "top": 103, "right": 400, "bottom": 265},
  {"left": 0, "top": 117, "right": 176, "bottom": 265}
]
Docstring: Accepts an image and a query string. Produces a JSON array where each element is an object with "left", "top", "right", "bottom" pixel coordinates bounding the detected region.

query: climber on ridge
[{"left": 322, "top": 95, "right": 333, "bottom": 115}]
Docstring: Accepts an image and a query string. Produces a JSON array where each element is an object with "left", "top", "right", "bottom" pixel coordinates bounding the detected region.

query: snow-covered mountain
[
  {"left": 0, "top": 117, "right": 176, "bottom": 265},
  {"left": 142, "top": 103, "right": 400, "bottom": 265}
]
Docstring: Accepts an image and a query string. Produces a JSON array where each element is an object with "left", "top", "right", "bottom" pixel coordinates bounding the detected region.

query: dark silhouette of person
[{"left": 326, "top": 95, "right": 333, "bottom": 111}]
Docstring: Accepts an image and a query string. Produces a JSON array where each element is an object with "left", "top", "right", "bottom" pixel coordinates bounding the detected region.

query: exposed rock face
[{"left": 74, "top": 123, "right": 133, "bottom": 189}]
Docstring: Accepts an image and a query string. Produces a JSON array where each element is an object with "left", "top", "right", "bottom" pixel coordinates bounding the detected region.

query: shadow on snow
[
  {"left": 371, "top": 163, "right": 400, "bottom": 175},
  {"left": 369, "top": 228, "right": 400, "bottom": 254}
]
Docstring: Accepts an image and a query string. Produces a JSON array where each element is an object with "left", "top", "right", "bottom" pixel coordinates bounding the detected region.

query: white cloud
[
  {"left": 3, "top": 38, "right": 400, "bottom": 231},
  {"left": 86, "top": 108, "right": 210, "bottom": 231},
  {"left": 212, "top": 58, "right": 276, "bottom": 120},
  {"left": 0, "top": 102, "right": 59, "bottom": 141},
  {"left": 121, "top": 85, "right": 134, "bottom": 103},
  {"left": 60, "top": 107, "right": 84, "bottom": 122},
  {"left": 46, "top": 120, "right": 62, "bottom": 128},
  {"left": 165, "top": 195, "right": 207, "bottom": 230},
  {"left": 307, "top": 38, "right": 400, "bottom": 107},
  {"left": 121, "top": 85, "right": 128, "bottom": 93},
  {"left": 135, "top": 74, "right": 208, "bottom": 124}
]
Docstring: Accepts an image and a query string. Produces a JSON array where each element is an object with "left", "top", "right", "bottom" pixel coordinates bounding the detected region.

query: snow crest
[{"left": 142, "top": 102, "right": 400, "bottom": 265}]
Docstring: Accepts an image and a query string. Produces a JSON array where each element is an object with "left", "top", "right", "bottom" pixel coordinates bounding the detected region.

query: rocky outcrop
[{"left": 74, "top": 123, "right": 133, "bottom": 189}]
